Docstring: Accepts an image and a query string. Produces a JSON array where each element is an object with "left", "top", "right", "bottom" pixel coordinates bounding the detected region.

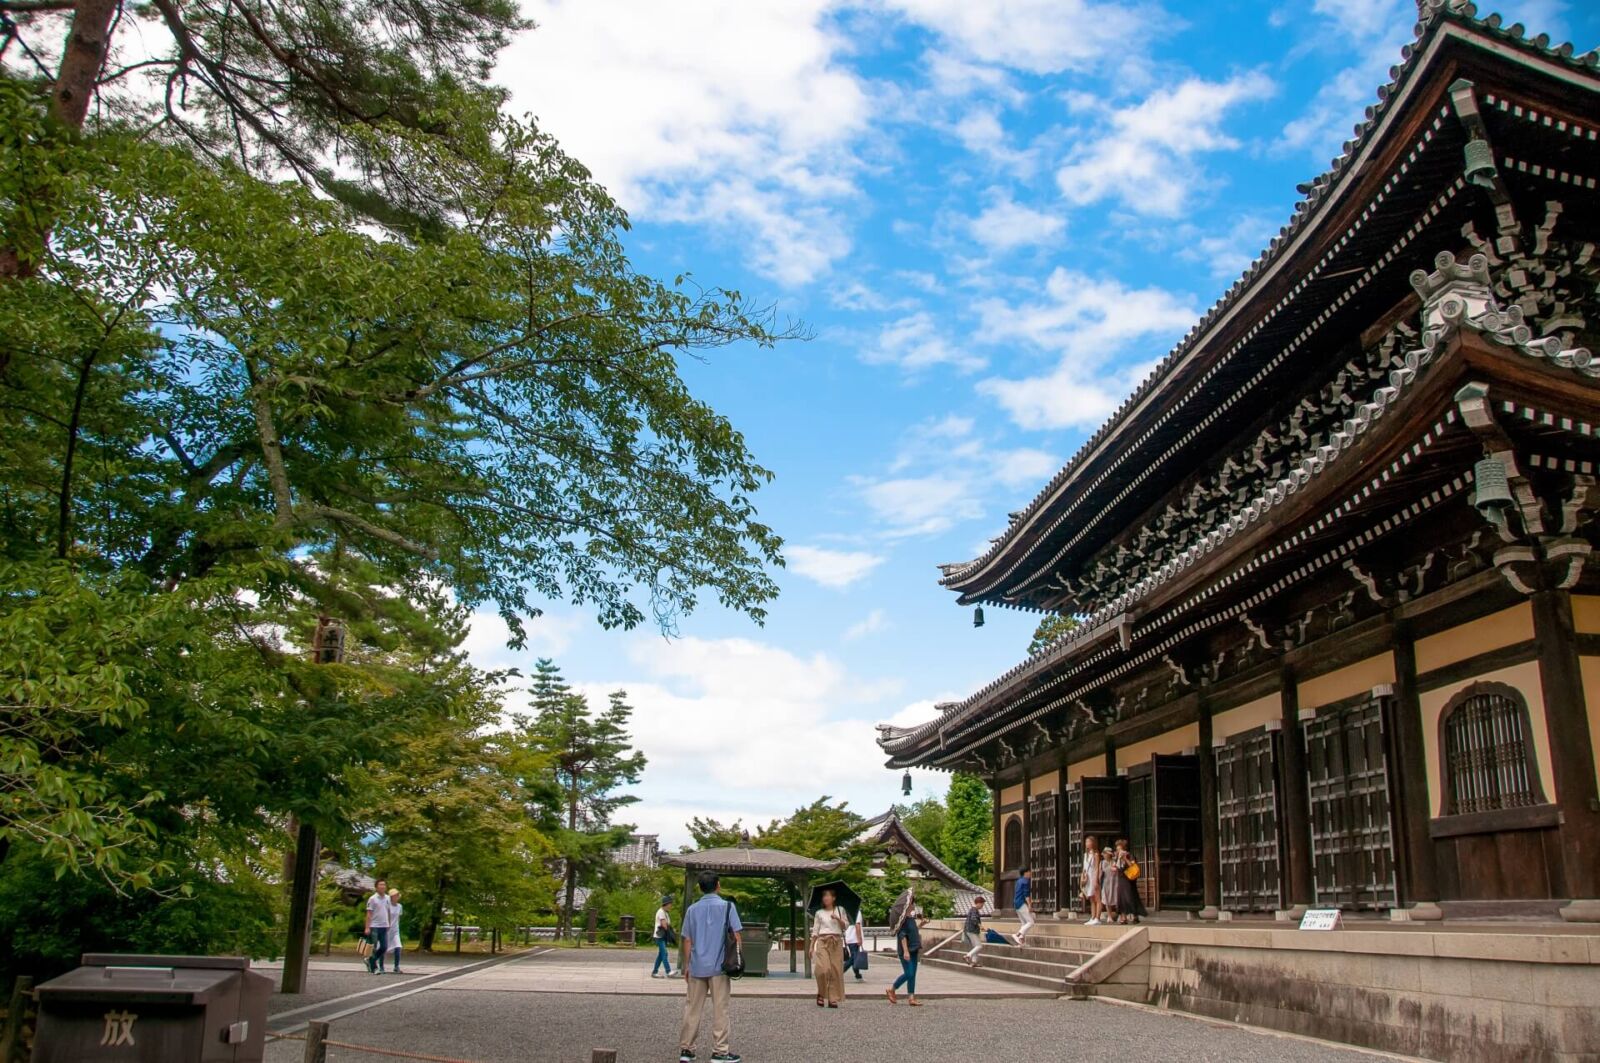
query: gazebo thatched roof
[{"left": 661, "top": 845, "right": 841, "bottom": 877}]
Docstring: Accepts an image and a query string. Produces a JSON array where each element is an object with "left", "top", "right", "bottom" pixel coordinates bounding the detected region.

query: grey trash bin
[
  {"left": 739, "top": 923, "right": 770, "bottom": 976},
  {"left": 33, "top": 954, "right": 272, "bottom": 1063}
]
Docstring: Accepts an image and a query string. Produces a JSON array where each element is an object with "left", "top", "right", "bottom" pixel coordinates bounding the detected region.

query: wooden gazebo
[{"left": 662, "top": 840, "right": 841, "bottom": 976}]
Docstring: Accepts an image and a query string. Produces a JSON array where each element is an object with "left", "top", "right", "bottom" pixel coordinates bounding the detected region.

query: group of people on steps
[{"left": 959, "top": 835, "right": 1146, "bottom": 966}]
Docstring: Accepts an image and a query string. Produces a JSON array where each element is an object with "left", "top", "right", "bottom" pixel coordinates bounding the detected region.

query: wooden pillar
[
  {"left": 990, "top": 775, "right": 1002, "bottom": 897},
  {"left": 1056, "top": 748, "right": 1071, "bottom": 917},
  {"left": 1105, "top": 735, "right": 1117, "bottom": 777},
  {"left": 1279, "top": 666, "right": 1315, "bottom": 908},
  {"left": 788, "top": 880, "right": 797, "bottom": 975},
  {"left": 1197, "top": 698, "right": 1222, "bottom": 916},
  {"left": 1390, "top": 621, "right": 1441, "bottom": 907},
  {"left": 1020, "top": 772, "right": 1032, "bottom": 893},
  {"left": 1532, "top": 590, "right": 1600, "bottom": 900}
]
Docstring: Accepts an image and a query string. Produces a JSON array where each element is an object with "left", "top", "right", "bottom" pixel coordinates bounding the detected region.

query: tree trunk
[
  {"left": 419, "top": 875, "right": 448, "bottom": 951},
  {"left": 0, "top": 0, "right": 119, "bottom": 285},
  {"left": 563, "top": 863, "right": 577, "bottom": 940}
]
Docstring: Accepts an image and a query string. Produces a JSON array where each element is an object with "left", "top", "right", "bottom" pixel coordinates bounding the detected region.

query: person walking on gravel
[
  {"left": 885, "top": 906, "right": 925, "bottom": 1007},
  {"left": 363, "top": 877, "right": 391, "bottom": 975},
  {"left": 387, "top": 888, "right": 405, "bottom": 974},
  {"left": 652, "top": 896, "right": 675, "bottom": 978},
  {"left": 677, "top": 872, "right": 742, "bottom": 1063}
]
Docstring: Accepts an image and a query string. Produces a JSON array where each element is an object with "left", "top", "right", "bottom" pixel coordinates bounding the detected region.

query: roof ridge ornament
[
  {"left": 1416, "top": 0, "right": 1475, "bottom": 25},
  {"left": 1409, "top": 251, "right": 1597, "bottom": 374}
]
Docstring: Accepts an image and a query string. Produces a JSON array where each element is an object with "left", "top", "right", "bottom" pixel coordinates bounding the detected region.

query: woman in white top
[
  {"left": 387, "top": 889, "right": 404, "bottom": 973},
  {"left": 844, "top": 909, "right": 866, "bottom": 982},
  {"left": 1082, "top": 835, "right": 1103, "bottom": 925},
  {"left": 651, "top": 897, "right": 673, "bottom": 978},
  {"left": 811, "top": 889, "right": 850, "bottom": 1008}
]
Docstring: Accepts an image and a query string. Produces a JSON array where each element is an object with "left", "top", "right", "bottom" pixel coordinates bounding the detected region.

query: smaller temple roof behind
[
  {"left": 858, "top": 811, "right": 993, "bottom": 915},
  {"left": 661, "top": 845, "right": 842, "bottom": 877}
]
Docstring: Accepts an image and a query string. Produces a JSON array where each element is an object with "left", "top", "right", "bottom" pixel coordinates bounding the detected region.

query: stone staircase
[{"left": 910, "top": 920, "right": 1151, "bottom": 1000}]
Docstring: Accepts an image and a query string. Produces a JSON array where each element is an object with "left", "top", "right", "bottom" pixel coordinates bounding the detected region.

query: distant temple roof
[{"left": 859, "top": 811, "right": 993, "bottom": 915}]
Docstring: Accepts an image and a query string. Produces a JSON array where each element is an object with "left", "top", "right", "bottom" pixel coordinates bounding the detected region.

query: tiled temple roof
[
  {"left": 938, "top": 3, "right": 1600, "bottom": 608},
  {"left": 885, "top": 3, "right": 1600, "bottom": 764}
]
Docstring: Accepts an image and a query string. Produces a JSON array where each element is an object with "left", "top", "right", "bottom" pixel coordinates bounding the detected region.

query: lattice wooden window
[{"left": 1439, "top": 682, "right": 1545, "bottom": 815}]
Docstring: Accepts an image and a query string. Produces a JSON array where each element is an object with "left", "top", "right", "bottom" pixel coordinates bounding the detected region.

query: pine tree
[{"left": 522, "top": 659, "right": 645, "bottom": 936}]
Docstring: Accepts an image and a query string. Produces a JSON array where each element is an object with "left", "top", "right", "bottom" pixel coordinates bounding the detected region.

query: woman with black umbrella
[{"left": 810, "top": 888, "right": 850, "bottom": 1008}]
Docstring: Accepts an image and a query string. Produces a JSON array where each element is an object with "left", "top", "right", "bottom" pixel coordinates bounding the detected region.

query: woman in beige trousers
[{"left": 811, "top": 890, "right": 849, "bottom": 1008}]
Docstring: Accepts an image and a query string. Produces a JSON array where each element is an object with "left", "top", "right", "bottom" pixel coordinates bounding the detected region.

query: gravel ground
[{"left": 263, "top": 985, "right": 1400, "bottom": 1063}]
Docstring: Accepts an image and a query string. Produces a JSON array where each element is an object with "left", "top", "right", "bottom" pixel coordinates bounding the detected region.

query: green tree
[
  {"left": 1028, "top": 614, "right": 1080, "bottom": 656},
  {"left": 1, "top": 0, "right": 525, "bottom": 279},
  {"left": 940, "top": 774, "right": 992, "bottom": 883},
  {"left": 522, "top": 659, "right": 645, "bottom": 936},
  {"left": 0, "top": 69, "right": 790, "bottom": 887},
  {"left": 352, "top": 649, "right": 555, "bottom": 951},
  {"left": 893, "top": 797, "right": 947, "bottom": 863}
]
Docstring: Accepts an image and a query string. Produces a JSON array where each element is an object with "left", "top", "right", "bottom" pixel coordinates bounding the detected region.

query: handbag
[
  {"left": 356, "top": 935, "right": 374, "bottom": 958},
  {"left": 721, "top": 900, "right": 743, "bottom": 978},
  {"left": 852, "top": 947, "right": 868, "bottom": 973},
  {"left": 1125, "top": 858, "right": 1141, "bottom": 881},
  {"left": 662, "top": 925, "right": 678, "bottom": 947}
]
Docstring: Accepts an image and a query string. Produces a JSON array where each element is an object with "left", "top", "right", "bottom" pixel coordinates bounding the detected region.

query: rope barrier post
[
  {"left": 303, "top": 1020, "right": 329, "bottom": 1063},
  {"left": 591, "top": 1051, "right": 618, "bottom": 1063}
]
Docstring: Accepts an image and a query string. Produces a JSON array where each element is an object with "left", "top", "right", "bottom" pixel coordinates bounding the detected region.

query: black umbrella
[
  {"left": 805, "top": 880, "right": 862, "bottom": 924},
  {"left": 887, "top": 888, "right": 915, "bottom": 933}
]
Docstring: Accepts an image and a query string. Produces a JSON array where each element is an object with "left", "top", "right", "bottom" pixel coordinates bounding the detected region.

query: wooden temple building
[{"left": 879, "top": 0, "right": 1600, "bottom": 923}]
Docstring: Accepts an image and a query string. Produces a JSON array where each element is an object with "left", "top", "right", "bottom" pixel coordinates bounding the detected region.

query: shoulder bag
[{"left": 721, "top": 900, "right": 744, "bottom": 978}]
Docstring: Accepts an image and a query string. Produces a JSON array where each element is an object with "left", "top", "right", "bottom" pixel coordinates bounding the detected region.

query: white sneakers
[{"left": 1085, "top": 918, "right": 1101, "bottom": 926}]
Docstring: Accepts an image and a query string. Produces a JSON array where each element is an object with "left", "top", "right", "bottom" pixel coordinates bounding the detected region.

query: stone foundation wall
[{"left": 1144, "top": 928, "right": 1600, "bottom": 1062}]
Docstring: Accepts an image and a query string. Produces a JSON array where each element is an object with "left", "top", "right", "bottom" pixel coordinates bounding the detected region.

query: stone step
[
  {"left": 984, "top": 943, "right": 1097, "bottom": 967},
  {"left": 918, "top": 954, "right": 1067, "bottom": 993},
  {"left": 946, "top": 952, "right": 1081, "bottom": 981}
]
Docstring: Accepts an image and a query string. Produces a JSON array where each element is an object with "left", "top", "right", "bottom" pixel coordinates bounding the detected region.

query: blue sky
[{"left": 466, "top": 0, "right": 1600, "bottom": 848}]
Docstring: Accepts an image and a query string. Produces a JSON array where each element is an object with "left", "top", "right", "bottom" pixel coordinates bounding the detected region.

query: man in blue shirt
[
  {"left": 677, "top": 871, "right": 742, "bottom": 1063},
  {"left": 1013, "top": 868, "right": 1035, "bottom": 946}
]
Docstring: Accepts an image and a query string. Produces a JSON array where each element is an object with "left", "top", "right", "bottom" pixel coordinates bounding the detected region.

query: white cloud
[
  {"left": 951, "top": 107, "right": 1037, "bottom": 173},
  {"left": 863, "top": 311, "right": 987, "bottom": 373},
  {"left": 1311, "top": 0, "right": 1403, "bottom": 41},
  {"left": 786, "top": 545, "right": 887, "bottom": 589},
  {"left": 844, "top": 608, "right": 891, "bottom": 639},
  {"left": 975, "top": 267, "right": 1198, "bottom": 429},
  {"left": 586, "top": 636, "right": 902, "bottom": 801},
  {"left": 991, "top": 446, "right": 1060, "bottom": 487},
  {"left": 968, "top": 190, "right": 1066, "bottom": 252},
  {"left": 503, "top": 1, "right": 869, "bottom": 285},
  {"left": 1279, "top": 55, "right": 1394, "bottom": 162},
  {"left": 883, "top": 0, "right": 1155, "bottom": 74},
  {"left": 460, "top": 609, "right": 581, "bottom": 676},
  {"left": 1056, "top": 72, "right": 1275, "bottom": 216},
  {"left": 854, "top": 474, "right": 985, "bottom": 537},
  {"left": 1181, "top": 213, "right": 1279, "bottom": 278}
]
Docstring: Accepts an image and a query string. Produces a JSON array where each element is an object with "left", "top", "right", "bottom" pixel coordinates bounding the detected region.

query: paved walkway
[
  {"left": 432, "top": 945, "right": 1052, "bottom": 998},
  {"left": 260, "top": 947, "right": 1410, "bottom": 1063}
]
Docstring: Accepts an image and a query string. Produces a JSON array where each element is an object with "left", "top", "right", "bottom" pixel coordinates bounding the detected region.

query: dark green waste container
[
  {"left": 33, "top": 954, "right": 271, "bottom": 1062},
  {"left": 740, "top": 923, "right": 771, "bottom": 976}
]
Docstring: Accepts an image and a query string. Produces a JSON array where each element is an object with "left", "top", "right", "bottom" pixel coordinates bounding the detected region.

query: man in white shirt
[
  {"left": 844, "top": 909, "right": 866, "bottom": 982},
  {"left": 364, "top": 878, "right": 391, "bottom": 974}
]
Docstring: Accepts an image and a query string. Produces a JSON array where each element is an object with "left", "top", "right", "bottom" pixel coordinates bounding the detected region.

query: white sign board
[{"left": 1299, "top": 908, "right": 1343, "bottom": 931}]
